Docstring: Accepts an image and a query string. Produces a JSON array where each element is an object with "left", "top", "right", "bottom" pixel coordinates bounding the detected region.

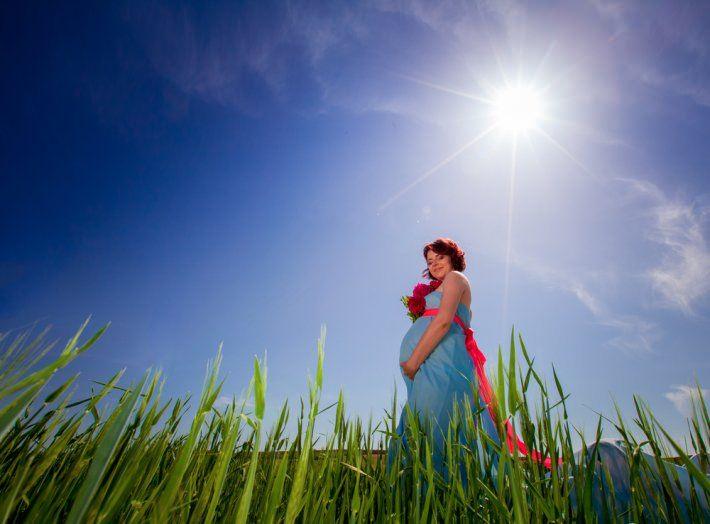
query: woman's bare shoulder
[
  {"left": 441, "top": 271, "right": 471, "bottom": 307},
  {"left": 442, "top": 271, "right": 470, "bottom": 294},
  {"left": 446, "top": 270, "right": 470, "bottom": 286}
]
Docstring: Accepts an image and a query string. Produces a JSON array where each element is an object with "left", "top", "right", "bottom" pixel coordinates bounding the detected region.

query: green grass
[{"left": 0, "top": 320, "right": 707, "bottom": 522}]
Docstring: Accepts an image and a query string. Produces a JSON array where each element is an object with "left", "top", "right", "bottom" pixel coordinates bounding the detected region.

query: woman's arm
[{"left": 401, "top": 272, "right": 467, "bottom": 379}]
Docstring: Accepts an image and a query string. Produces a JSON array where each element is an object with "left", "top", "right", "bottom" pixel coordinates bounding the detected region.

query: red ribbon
[{"left": 422, "top": 308, "right": 561, "bottom": 470}]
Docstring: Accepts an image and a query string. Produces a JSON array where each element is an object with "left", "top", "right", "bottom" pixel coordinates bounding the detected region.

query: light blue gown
[
  {"left": 389, "top": 290, "right": 501, "bottom": 483},
  {"left": 387, "top": 290, "right": 709, "bottom": 520}
]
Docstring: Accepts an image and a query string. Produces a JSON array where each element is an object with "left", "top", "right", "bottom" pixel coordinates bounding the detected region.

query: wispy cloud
[
  {"left": 599, "top": 316, "right": 661, "bottom": 354},
  {"left": 512, "top": 176, "right": 708, "bottom": 352},
  {"left": 637, "top": 67, "right": 710, "bottom": 108},
  {"left": 214, "top": 394, "right": 253, "bottom": 410},
  {"left": 113, "top": 0, "right": 710, "bottom": 127},
  {"left": 119, "top": 1, "right": 521, "bottom": 123},
  {"left": 664, "top": 384, "right": 708, "bottom": 417},
  {"left": 512, "top": 253, "right": 660, "bottom": 354},
  {"left": 591, "top": 0, "right": 710, "bottom": 108},
  {"left": 614, "top": 178, "right": 710, "bottom": 317},
  {"left": 121, "top": 2, "right": 367, "bottom": 115}
]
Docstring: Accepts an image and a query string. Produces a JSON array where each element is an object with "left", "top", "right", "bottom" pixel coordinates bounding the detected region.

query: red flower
[
  {"left": 408, "top": 296, "right": 425, "bottom": 316},
  {"left": 402, "top": 279, "right": 442, "bottom": 322},
  {"left": 412, "top": 283, "right": 431, "bottom": 299}
]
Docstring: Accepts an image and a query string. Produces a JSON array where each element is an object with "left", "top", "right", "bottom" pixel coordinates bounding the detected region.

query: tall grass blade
[{"left": 66, "top": 370, "right": 149, "bottom": 524}]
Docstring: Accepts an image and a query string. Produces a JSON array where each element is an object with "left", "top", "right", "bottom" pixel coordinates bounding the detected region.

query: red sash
[{"left": 422, "top": 308, "right": 561, "bottom": 470}]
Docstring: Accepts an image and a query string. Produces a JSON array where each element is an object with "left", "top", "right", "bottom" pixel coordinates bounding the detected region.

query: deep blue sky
[{"left": 2, "top": 1, "right": 708, "bottom": 445}]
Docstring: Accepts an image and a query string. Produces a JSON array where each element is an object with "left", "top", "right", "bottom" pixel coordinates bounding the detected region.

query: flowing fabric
[
  {"left": 420, "top": 307, "right": 561, "bottom": 470},
  {"left": 387, "top": 290, "right": 709, "bottom": 520}
]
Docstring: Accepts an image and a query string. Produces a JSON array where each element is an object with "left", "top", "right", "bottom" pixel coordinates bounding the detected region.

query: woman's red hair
[{"left": 422, "top": 237, "right": 466, "bottom": 280}]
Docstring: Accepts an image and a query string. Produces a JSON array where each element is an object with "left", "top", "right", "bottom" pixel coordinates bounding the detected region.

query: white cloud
[
  {"left": 214, "top": 394, "right": 253, "bottom": 410},
  {"left": 512, "top": 177, "right": 709, "bottom": 353},
  {"left": 599, "top": 316, "right": 661, "bottom": 354},
  {"left": 567, "top": 281, "right": 606, "bottom": 318},
  {"left": 664, "top": 385, "right": 708, "bottom": 417},
  {"left": 646, "top": 204, "right": 710, "bottom": 315},
  {"left": 513, "top": 253, "right": 660, "bottom": 354},
  {"left": 614, "top": 178, "right": 710, "bottom": 316}
]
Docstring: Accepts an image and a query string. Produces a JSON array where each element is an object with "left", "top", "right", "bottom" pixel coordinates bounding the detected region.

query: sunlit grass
[{"left": 0, "top": 320, "right": 707, "bottom": 522}]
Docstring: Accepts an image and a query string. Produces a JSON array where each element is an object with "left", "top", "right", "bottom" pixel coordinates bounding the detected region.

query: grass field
[{"left": 0, "top": 320, "right": 708, "bottom": 522}]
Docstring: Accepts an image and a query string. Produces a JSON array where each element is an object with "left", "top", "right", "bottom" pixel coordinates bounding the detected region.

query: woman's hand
[{"left": 400, "top": 358, "right": 421, "bottom": 380}]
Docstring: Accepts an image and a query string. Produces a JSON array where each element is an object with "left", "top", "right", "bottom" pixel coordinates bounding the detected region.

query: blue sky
[{"left": 1, "top": 1, "right": 708, "bottom": 446}]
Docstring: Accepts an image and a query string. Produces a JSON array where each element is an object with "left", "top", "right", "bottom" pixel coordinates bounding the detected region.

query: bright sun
[
  {"left": 383, "top": 70, "right": 575, "bottom": 329},
  {"left": 492, "top": 86, "right": 544, "bottom": 132}
]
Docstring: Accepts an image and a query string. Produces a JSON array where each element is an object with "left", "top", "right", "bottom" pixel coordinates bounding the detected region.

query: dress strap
[{"left": 422, "top": 308, "right": 561, "bottom": 470}]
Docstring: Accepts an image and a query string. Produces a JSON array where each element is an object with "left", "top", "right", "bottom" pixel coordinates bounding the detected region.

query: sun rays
[
  {"left": 380, "top": 64, "right": 597, "bottom": 330},
  {"left": 376, "top": 124, "right": 498, "bottom": 214},
  {"left": 376, "top": 76, "right": 556, "bottom": 215}
]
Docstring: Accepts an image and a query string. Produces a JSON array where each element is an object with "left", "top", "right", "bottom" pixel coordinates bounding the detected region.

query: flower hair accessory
[{"left": 401, "top": 279, "right": 441, "bottom": 322}]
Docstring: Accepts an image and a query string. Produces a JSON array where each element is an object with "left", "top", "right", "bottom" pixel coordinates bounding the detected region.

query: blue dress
[
  {"left": 387, "top": 290, "right": 709, "bottom": 520},
  {"left": 389, "top": 290, "right": 501, "bottom": 482}
]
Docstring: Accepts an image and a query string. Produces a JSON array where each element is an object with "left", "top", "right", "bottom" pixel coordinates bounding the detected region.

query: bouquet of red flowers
[{"left": 401, "top": 279, "right": 441, "bottom": 322}]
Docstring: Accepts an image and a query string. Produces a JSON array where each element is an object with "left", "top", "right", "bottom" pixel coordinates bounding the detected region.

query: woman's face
[{"left": 426, "top": 250, "right": 452, "bottom": 280}]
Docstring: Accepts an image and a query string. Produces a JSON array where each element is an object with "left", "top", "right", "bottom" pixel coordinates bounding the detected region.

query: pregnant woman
[
  {"left": 390, "top": 238, "right": 502, "bottom": 482},
  {"left": 388, "top": 237, "right": 708, "bottom": 521}
]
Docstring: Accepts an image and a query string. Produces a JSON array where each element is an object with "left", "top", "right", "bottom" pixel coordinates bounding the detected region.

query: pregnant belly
[
  {"left": 399, "top": 320, "right": 469, "bottom": 371},
  {"left": 399, "top": 318, "right": 430, "bottom": 362}
]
